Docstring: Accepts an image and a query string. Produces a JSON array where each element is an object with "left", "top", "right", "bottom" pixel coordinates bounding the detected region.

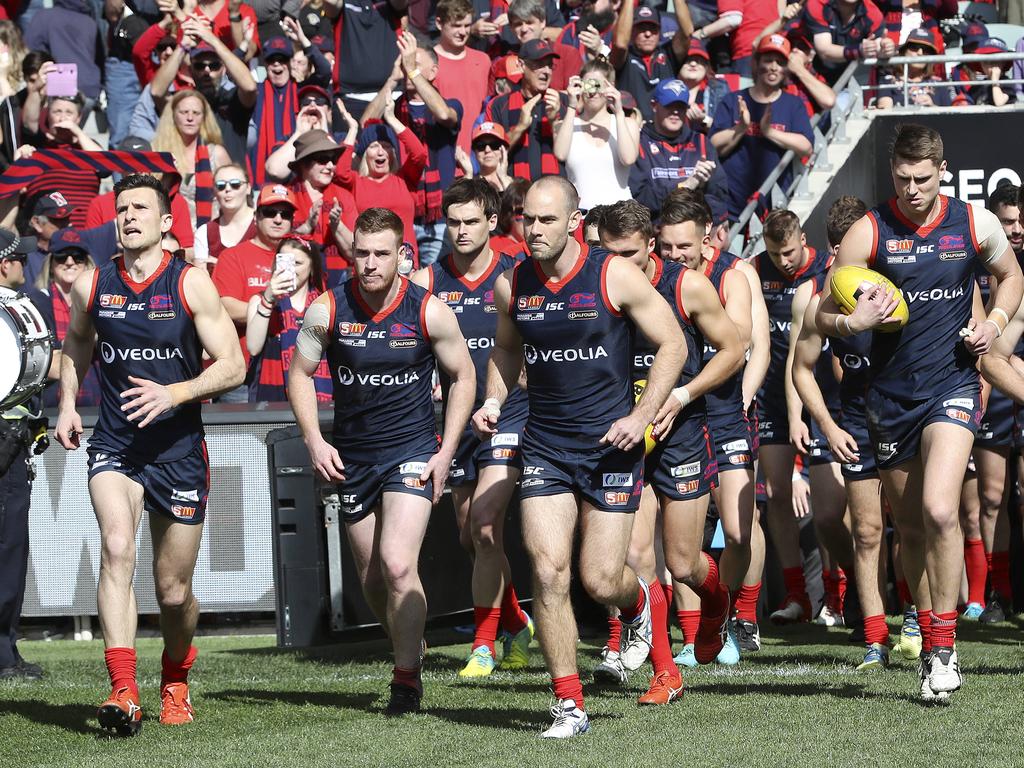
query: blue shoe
[
  {"left": 716, "top": 621, "right": 741, "bottom": 665},
  {"left": 673, "top": 643, "right": 698, "bottom": 668},
  {"left": 961, "top": 602, "right": 984, "bottom": 620},
  {"left": 856, "top": 642, "right": 890, "bottom": 670}
]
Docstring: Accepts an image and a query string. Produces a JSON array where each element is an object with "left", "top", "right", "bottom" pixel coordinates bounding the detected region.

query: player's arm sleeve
[
  {"left": 295, "top": 300, "right": 331, "bottom": 367},
  {"left": 971, "top": 204, "right": 1011, "bottom": 265}
]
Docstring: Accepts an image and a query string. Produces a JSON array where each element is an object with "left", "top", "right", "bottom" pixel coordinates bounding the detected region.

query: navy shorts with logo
[
  {"left": 839, "top": 395, "right": 878, "bottom": 480},
  {"left": 87, "top": 441, "right": 210, "bottom": 525},
  {"left": 709, "top": 409, "right": 756, "bottom": 472},
  {"left": 647, "top": 425, "right": 718, "bottom": 501},
  {"left": 336, "top": 450, "right": 436, "bottom": 523},
  {"left": 448, "top": 408, "right": 527, "bottom": 487},
  {"left": 757, "top": 399, "right": 835, "bottom": 465},
  {"left": 866, "top": 384, "right": 982, "bottom": 470},
  {"left": 519, "top": 434, "right": 644, "bottom": 513},
  {"left": 975, "top": 388, "right": 1014, "bottom": 449}
]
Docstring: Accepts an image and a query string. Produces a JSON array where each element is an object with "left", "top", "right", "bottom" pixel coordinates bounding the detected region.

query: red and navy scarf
[
  {"left": 397, "top": 98, "right": 443, "bottom": 223},
  {"left": 251, "top": 79, "right": 297, "bottom": 187},
  {"left": 0, "top": 148, "right": 177, "bottom": 196},
  {"left": 505, "top": 89, "right": 560, "bottom": 181},
  {"left": 194, "top": 140, "right": 214, "bottom": 228},
  {"left": 253, "top": 288, "right": 333, "bottom": 402}
]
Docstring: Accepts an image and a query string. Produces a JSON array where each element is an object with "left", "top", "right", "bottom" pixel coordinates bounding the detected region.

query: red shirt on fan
[
  {"left": 435, "top": 48, "right": 493, "bottom": 154},
  {"left": 212, "top": 238, "right": 275, "bottom": 364},
  {"left": 289, "top": 181, "right": 358, "bottom": 285},
  {"left": 719, "top": 0, "right": 780, "bottom": 61},
  {"left": 86, "top": 190, "right": 195, "bottom": 248}
]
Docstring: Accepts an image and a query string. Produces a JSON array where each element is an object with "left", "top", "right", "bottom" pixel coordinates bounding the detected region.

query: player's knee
[
  {"left": 922, "top": 503, "right": 958, "bottom": 534},
  {"left": 979, "top": 486, "right": 1003, "bottom": 517},
  {"left": 470, "top": 517, "right": 502, "bottom": 553},
  {"left": 380, "top": 556, "right": 418, "bottom": 592},
  {"left": 531, "top": 557, "right": 570, "bottom": 596},
  {"left": 852, "top": 518, "right": 883, "bottom": 549},
  {"left": 580, "top": 567, "right": 621, "bottom": 605},
  {"left": 664, "top": 548, "right": 700, "bottom": 584},
  {"left": 155, "top": 579, "right": 192, "bottom": 611},
  {"left": 100, "top": 533, "right": 136, "bottom": 574}
]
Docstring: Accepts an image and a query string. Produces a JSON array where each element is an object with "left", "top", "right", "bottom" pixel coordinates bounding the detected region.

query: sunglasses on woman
[
  {"left": 473, "top": 140, "right": 503, "bottom": 152},
  {"left": 57, "top": 251, "right": 89, "bottom": 264},
  {"left": 300, "top": 95, "right": 329, "bottom": 107},
  {"left": 215, "top": 178, "right": 246, "bottom": 191}
]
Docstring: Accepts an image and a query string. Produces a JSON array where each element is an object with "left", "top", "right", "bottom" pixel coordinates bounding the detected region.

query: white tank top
[{"left": 564, "top": 116, "right": 632, "bottom": 211}]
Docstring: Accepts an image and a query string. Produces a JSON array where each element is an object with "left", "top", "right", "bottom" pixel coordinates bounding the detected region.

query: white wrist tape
[
  {"left": 671, "top": 386, "right": 691, "bottom": 408},
  {"left": 483, "top": 397, "right": 502, "bottom": 416}
]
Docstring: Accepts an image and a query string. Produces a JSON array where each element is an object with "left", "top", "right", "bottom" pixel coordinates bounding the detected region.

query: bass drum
[{"left": 0, "top": 291, "right": 54, "bottom": 411}]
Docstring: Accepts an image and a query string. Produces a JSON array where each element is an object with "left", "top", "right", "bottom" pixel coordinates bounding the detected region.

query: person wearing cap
[
  {"left": 25, "top": 192, "right": 74, "bottom": 283},
  {"left": 710, "top": 34, "right": 813, "bottom": 219},
  {"left": 630, "top": 79, "right": 730, "bottom": 221},
  {"left": 953, "top": 36, "right": 1015, "bottom": 106},
  {"left": 783, "top": 26, "right": 837, "bottom": 117},
  {"left": 804, "top": 0, "right": 888, "bottom": 86},
  {"left": 150, "top": 12, "right": 257, "bottom": 165},
  {"left": 0, "top": 227, "right": 55, "bottom": 682},
  {"left": 489, "top": 53, "right": 526, "bottom": 97},
  {"left": 471, "top": 122, "right": 515, "bottom": 192},
  {"left": 484, "top": 38, "right": 570, "bottom": 181},
  {"left": 504, "top": 0, "right": 583, "bottom": 91},
  {"left": 214, "top": 183, "right": 299, "bottom": 401},
  {"left": 875, "top": 28, "right": 954, "bottom": 109},
  {"left": 132, "top": 13, "right": 189, "bottom": 88},
  {"left": 361, "top": 31, "right": 463, "bottom": 267},
  {"left": 610, "top": 0, "right": 693, "bottom": 122},
  {"left": 679, "top": 38, "right": 730, "bottom": 133},
  {"left": 555, "top": 58, "right": 640, "bottom": 211},
  {"left": 433, "top": 0, "right": 493, "bottom": 155}
]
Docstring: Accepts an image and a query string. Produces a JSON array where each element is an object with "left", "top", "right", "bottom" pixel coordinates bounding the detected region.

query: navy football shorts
[
  {"left": 839, "top": 395, "right": 878, "bottom": 480},
  {"left": 866, "top": 383, "right": 982, "bottom": 470},
  {"left": 335, "top": 450, "right": 436, "bottom": 523},
  {"left": 448, "top": 408, "right": 527, "bottom": 487},
  {"left": 975, "top": 388, "right": 1014, "bottom": 449},
  {"left": 519, "top": 434, "right": 644, "bottom": 513},
  {"left": 708, "top": 408, "right": 756, "bottom": 473},
  {"left": 646, "top": 425, "right": 718, "bottom": 501},
  {"left": 87, "top": 441, "right": 209, "bottom": 525}
]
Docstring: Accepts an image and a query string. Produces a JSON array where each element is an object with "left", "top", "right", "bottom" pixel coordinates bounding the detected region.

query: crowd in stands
[{"left": 0, "top": 0, "right": 1019, "bottom": 404}]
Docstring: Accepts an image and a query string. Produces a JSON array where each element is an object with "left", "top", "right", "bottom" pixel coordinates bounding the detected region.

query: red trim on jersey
[
  {"left": 600, "top": 254, "right": 621, "bottom": 317},
  {"left": 648, "top": 253, "right": 664, "bottom": 287},
  {"left": 451, "top": 250, "right": 502, "bottom": 292},
  {"left": 703, "top": 248, "right": 720, "bottom": 279},
  {"left": 509, "top": 260, "right": 526, "bottom": 315},
  {"left": 86, "top": 267, "right": 100, "bottom": 312},
  {"left": 866, "top": 212, "right": 879, "bottom": 267},
  {"left": 791, "top": 247, "right": 817, "bottom": 281},
  {"left": 676, "top": 270, "right": 691, "bottom": 323},
  {"left": 718, "top": 265, "right": 733, "bottom": 306},
  {"left": 888, "top": 195, "right": 949, "bottom": 239},
  {"left": 354, "top": 277, "right": 408, "bottom": 323},
  {"left": 965, "top": 203, "right": 982, "bottom": 256},
  {"left": 419, "top": 292, "right": 431, "bottom": 344},
  {"left": 178, "top": 264, "right": 194, "bottom": 319},
  {"left": 532, "top": 244, "right": 589, "bottom": 295},
  {"left": 425, "top": 264, "right": 435, "bottom": 295},
  {"left": 326, "top": 287, "right": 337, "bottom": 333},
  {"left": 118, "top": 249, "right": 173, "bottom": 294}
]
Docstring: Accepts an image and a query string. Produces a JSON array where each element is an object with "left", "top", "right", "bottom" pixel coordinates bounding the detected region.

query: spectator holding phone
[
  {"left": 246, "top": 236, "right": 333, "bottom": 403},
  {"left": 193, "top": 163, "right": 257, "bottom": 272},
  {"left": 23, "top": 0, "right": 103, "bottom": 112}
]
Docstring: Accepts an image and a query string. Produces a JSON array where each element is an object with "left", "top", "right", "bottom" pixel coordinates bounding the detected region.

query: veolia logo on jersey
[
  {"left": 100, "top": 342, "right": 183, "bottom": 364},
  {"left": 905, "top": 286, "right": 965, "bottom": 303},
  {"left": 335, "top": 365, "right": 420, "bottom": 387},
  {"left": 522, "top": 344, "right": 609, "bottom": 365}
]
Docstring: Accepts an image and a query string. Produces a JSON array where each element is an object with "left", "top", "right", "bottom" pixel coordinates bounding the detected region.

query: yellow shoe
[
  {"left": 458, "top": 645, "right": 496, "bottom": 678},
  {"left": 893, "top": 608, "right": 922, "bottom": 661},
  {"left": 499, "top": 613, "right": 534, "bottom": 670}
]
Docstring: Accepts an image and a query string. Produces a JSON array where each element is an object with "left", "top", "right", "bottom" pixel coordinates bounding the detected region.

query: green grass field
[{"left": 2, "top": 620, "right": 1022, "bottom": 768}]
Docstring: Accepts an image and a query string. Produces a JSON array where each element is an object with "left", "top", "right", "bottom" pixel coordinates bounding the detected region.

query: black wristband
[{"left": 843, "top": 45, "right": 860, "bottom": 61}]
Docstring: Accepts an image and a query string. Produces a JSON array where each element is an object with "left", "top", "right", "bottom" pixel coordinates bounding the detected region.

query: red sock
[
  {"left": 990, "top": 550, "right": 1013, "bottom": 598},
  {"left": 647, "top": 580, "right": 677, "bottom": 676},
  {"left": 782, "top": 567, "right": 807, "bottom": 601},
  {"left": 499, "top": 583, "right": 529, "bottom": 635},
  {"left": 606, "top": 616, "right": 622, "bottom": 653},
  {"left": 732, "top": 581, "right": 761, "bottom": 622},
  {"left": 104, "top": 647, "right": 138, "bottom": 698},
  {"left": 931, "top": 610, "right": 957, "bottom": 648},
  {"left": 676, "top": 610, "right": 700, "bottom": 644},
  {"left": 472, "top": 606, "right": 502, "bottom": 657},
  {"left": 863, "top": 614, "right": 889, "bottom": 646},
  {"left": 618, "top": 585, "right": 646, "bottom": 623},
  {"left": 661, "top": 582, "right": 675, "bottom": 612},
  {"left": 835, "top": 568, "right": 847, "bottom": 611},
  {"left": 918, "top": 609, "right": 933, "bottom": 654},
  {"left": 821, "top": 568, "right": 834, "bottom": 606},
  {"left": 552, "top": 673, "right": 584, "bottom": 709},
  {"left": 896, "top": 579, "right": 913, "bottom": 606},
  {"left": 964, "top": 538, "right": 987, "bottom": 605},
  {"left": 161, "top": 645, "right": 197, "bottom": 686},
  {"left": 392, "top": 665, "right": 422, "bottom": 693},
  {"left": 694, "top": 553, "right": 728, "bottom": 614}
]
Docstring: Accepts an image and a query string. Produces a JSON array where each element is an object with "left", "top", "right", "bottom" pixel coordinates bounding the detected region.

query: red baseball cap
[
  {"left": 491, "top": 53, "right": 523, "bottom": 84},
  {"left": 756, "top": 33, "right": 792, "bottom": 59},
  {"left": 686, "top": 38, "right": 710, "bottom": 61},
  {"left": 257, "top": 183, "right": 298, "bottom": 209},
  {"left": 472, "top": 122, "right": 509, "bottom": 146}
]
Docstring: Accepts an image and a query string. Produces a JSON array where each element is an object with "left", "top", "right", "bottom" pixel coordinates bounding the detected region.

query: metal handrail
[{"left": 862, "top": 51, "right": 1024, "bottom": 106}]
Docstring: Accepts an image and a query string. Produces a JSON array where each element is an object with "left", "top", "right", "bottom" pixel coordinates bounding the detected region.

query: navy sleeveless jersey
[
  {"left": 756, "top": 246, "right": 831, "bottom": 407},
  {"left": 426, "top": 251, "right": 527, "bottom": 419},
  {"left": 701, "top": 249, "right": 744, "bottom": 416},
  {"left": 866, "top": 196, "right": 981, "bottom": 399},
  {"left": 510, "top": 245, "right": 633, "bottom": 447},
  {"left": 631, "top": 255, "right": 705, "bottom": 421},
  {"left": 88, "top": 252, "right": 203, "bottom": 462},
  {"left": 326, "top": 278, "right": 438, "bottom": 463}
]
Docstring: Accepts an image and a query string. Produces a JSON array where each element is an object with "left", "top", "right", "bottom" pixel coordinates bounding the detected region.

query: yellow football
[
  {"left": 829, "top": 265, "right": 909, "bottom": 333},
  {"left": 633, "top": 379, "right": 658, "bottom": 455}
]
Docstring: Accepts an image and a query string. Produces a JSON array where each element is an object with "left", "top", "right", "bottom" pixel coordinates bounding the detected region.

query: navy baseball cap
[
  {"left": 633, "top": 5, "right": 661, "bottom": 27},
  {"left": 189, "top": 42, "right": 218, "bottom": 60},
  {"left": 651, "top": 79, "right": 689, "bottom": 106},
  {"left": 518, "top": 39, "right": 560, "bottom": 62},
  {"left": 33, "top": 191, "right": 74, "bottom": 219},
  {"left": 902, "top": 28, "right": 938, "bottom": 53},
  {"left": 262, "top": 35, "right": 294, "bottom": 60},
  {"left": 961, "top": 21, "right": 989, "bottom": 50},
  {"left": 976, "top": 36, "right": 1008, "bottom": 55},
  {"left": 50, "top": 228, "right": 89, "bottom": 254}
]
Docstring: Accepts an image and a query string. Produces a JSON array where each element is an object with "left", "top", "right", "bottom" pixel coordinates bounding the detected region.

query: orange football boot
[{"left": 97, "top": 686, "right": 143, "bottom": 736}]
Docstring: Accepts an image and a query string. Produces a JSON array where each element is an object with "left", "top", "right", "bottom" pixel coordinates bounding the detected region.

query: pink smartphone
[{"left": 47, "top": 63, "right": 78, "bottom": 98}]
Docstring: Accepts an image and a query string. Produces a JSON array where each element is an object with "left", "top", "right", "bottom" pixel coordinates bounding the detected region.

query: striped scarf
[
  {"left": 506, "top": 89, "right": 561, "bottom": 181},
  {"left": 397, "top": 98, "right": 444, "bottom": 223},
  {"left": 194, "top": 141, "right": 214, "bottom": 228},
  {"left": 251, "top": 79, "right": 297, "bottom": 187},
  {"left": 254, "top": 288, "right": 333, "bottom": 403},
  {"left": 0, "top": 148, "right": 177, "bottom": 197}
]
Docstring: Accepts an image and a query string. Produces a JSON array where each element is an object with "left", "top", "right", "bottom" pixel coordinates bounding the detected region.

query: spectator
[
  {"left": 610, "top": 0, "right": 692, "bottom": 121},
  {"left": 697, "top": 0, "right": 778, "bottom": 77},
  {"left": 18, "top": 50, "right": 52, "bottom": 139},
  {"left": 150, "top": 15, "right": 258, "bottom": 164},
  {"left": 246, "top": 236, "right": 333, "bottom": 403},
  {"left": 783, "top": 29, "right": 836, "bottom": 115},
  {"left": 434, "top": 0, "right": 492, "bottom": 154},
  {"left": 23, "top": 192, "right": 72, "bottom": 285},
  {"left": 27, "top": 228, "right": 100, "bottom": 407},
  {"left": 333, "top": 96, "right": 427, "bottom": 267},
  {"left": 582, "top": 203, "right": 609, "bottom": 246},
  {"left": 557, "top": 0, "right": 619, "bottom": 59},
  {"left": 629, "top": 79, "right": 730, "bottom": 221},
  {"left": 470, "top": 121, "right": 514, "bottom": 191},
  {"left": 678, "top": 38, "right": 729, "bottom": 133},
  {"left": 213, "top": 183, "right": 299, "bottom": 402},
  {"left": 804, "top": 0, "right": 889, "bottom": 86},
  {"left": 485, "top": 38, "right": 569, "bottom": 181},
  {"left": 710, "top": 34, "right": 813, "bottom": 219},
  {"left": 282, "top": 16, "right": 332, "bottom": 89},
  {"left": 0, "top": 23, "right": 28, "bottom": 171},
  {"left": 251, "top": 34, "right": 299, "bottom": 186},
  {"left": 105, "top": 0, "right": 148, "bottom": 149},
  {"left": 363, "top": 31, "right": 463, "bottom": 267},
  {"left": 953, "top": 37, "right": 1016, "bottom": 106},
  {"left": 875, "top": 28, "right": 954, "bottom": 108},
  {"left": 489, "top": 176, "right": 528, "bottom": 256},
  {"left": 193, "top": 0, "right": 260, "bottom": 55},
  {"left": 875, "top": 0, "right": 954, "bottom": 52},
  {"left": 325, "top": 0, "right": 404, "bottom": 119},
  {"left": 555, "top": 58, "right": 640, "bottom": 211},
  {"left": 505, "top": 0, "right": 583, "bottom": 90},
  {"left": 193, "top": 163, "right": 257, "bottom": 272},
  {"left": 1015, "top": 35, "right": 1024, "bottom": 101},
  {"left": 131, "top": 12, "right": 180, "bottom": 87},
  {"left": 152, "top": 89, "right": 231, "bottom": 229},
  {"left": 489, "top": 51, "right": 524, "bottom": 96},
  {"left": 265, "top": 84, "right": 356, "bottom": 183},
  {"left": 23, "top": 0, "right": 103, "bottom": 110}
]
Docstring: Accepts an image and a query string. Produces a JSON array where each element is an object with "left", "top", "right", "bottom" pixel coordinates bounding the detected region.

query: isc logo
[
  {"left": 518, "top": 295, "right": 544, "bottom": 310},
  {"left": 340, "top": 322, "right": 366, "bottom": 336},
  {"left": 545, "top": 302, "right": 564, "bottom": 311}
]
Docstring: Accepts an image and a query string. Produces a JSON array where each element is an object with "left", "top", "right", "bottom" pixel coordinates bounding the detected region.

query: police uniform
[
  {"left": 325, "top": 278, "right": 438, "bottom": 521},
  {"left": 863, "top": 196, "right": 984, "bottom": 468},
  {"left": 425, "top": 252, "right": 528, "bottom": 487},
  {"left": 510, "top": 245, "right": 644, "bottom": 512}
]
